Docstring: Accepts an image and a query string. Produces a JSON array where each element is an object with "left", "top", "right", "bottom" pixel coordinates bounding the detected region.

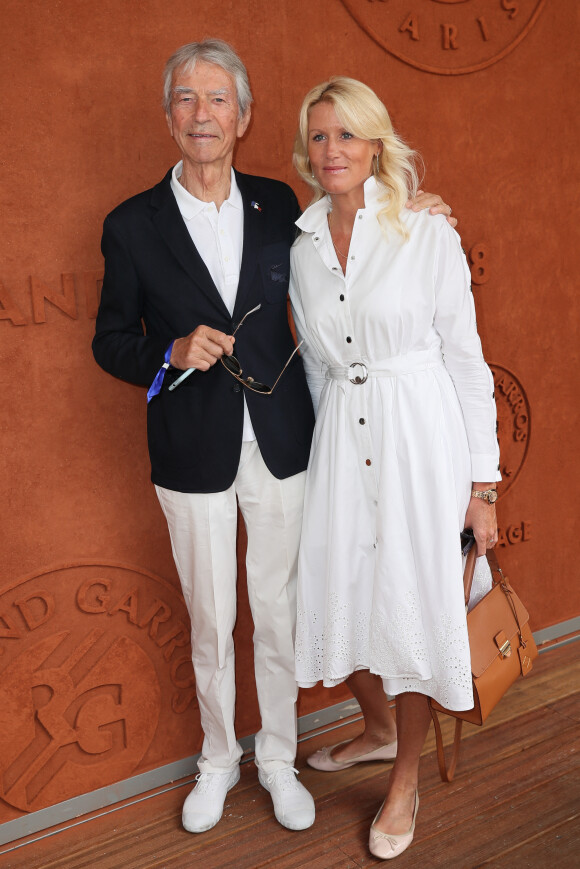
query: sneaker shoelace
[
  {"left": 193, "top": 772, "right": 231, "bottom": 795},
  {"left": 264, "top": 767, "right": 300, "bottom": 790}
]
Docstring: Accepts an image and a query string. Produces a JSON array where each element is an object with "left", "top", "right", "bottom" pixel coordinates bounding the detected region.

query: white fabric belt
[{"left": 326, "top": 349, "right": 444, "bottom": 384}]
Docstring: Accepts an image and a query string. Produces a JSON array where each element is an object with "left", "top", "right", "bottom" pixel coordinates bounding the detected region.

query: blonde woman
[{"left": 290, "top": 78, "right": 500, "bottom": 860}]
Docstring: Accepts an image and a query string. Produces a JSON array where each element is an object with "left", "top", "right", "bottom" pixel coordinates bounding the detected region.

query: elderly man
[{"left": 93, "top": 39, "right": 452, "bottom": 834}]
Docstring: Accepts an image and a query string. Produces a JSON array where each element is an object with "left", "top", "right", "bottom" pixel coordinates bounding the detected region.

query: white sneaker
[
  {"left": 258, "top": 767, "right": 315, "bottom": 831},
  {"left": 182, "top": 768, "right": 240, "bottom": 833}
]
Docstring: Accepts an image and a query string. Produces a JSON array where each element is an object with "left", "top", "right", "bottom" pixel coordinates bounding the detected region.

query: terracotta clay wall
[{"left": 1, "top": 0, "right": 578, "bottom": 828}]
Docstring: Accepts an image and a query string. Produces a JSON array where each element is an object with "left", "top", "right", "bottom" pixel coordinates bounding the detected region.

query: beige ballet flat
[
  {"left": 369, "top": 790, "right": 419, "bottom": 860},
  {"left": 307, "top": 739, "right": 398, "bottom": 772}
]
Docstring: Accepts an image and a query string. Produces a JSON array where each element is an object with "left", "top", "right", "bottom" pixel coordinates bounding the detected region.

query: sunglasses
[{"left": 221, "top": 304, "right": 304, "bottom": 394}]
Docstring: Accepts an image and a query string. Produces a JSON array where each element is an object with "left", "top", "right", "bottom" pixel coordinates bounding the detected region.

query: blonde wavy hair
[{"left": 293, "top": 77, "right": 421, "bottom": 238}]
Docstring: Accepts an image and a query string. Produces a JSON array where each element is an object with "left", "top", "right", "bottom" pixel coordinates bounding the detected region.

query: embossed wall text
[
  {"left": 0, "top": 273, "right": 103, "bottom": 326},
  {"left": 496, "top": 519, "right": 531, "bottom": 547},
  {"left": 340, "top": 0, "right": 546, "bottom": 75},
  {"left": 489, "top": 364, "right": 530, "bottom": 497},
  {"left": 469, "top": 243, "right": 490, "bottom": 286}
]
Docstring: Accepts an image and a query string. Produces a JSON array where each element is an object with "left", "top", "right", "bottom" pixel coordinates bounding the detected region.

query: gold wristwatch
[{"left": 471, "top": 488, "right": 498, "bottom": 504}]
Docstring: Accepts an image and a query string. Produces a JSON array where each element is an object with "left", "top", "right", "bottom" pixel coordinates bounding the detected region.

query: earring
[{"left": 374, "top": 154, "right": 380, "bottom": 176}]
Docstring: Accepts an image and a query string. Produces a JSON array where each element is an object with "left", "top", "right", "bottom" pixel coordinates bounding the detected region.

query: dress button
[
  {"left": 346, "top": 336, "right": 352, "bottom": 343},
  {"left": 232, "top": 384, "right": 242, "bottom": 393},
  {"left": 340, "top": 294, "right": 345, "bottom": 301},
  {"left": 365, "top": 459, "right": 372, "bottom": 466},
  {"left": 359, "top": 418, "right": 365, "bottom": 425}
]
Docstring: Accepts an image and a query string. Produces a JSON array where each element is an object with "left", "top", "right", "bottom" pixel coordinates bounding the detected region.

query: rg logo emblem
[
  {"left": 0, "top": 562, "right": 199, "bottom": 814},
  {"left": 0, "top": 629, "right": 159, "bottom": 812}
]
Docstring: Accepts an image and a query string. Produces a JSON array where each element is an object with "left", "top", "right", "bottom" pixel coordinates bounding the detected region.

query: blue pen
[
  {"left": 168, "top": 365, "right": 195, "bottom": 391},
  {"left": 168, "top": 304, "right": 262, "bottom": 391}
]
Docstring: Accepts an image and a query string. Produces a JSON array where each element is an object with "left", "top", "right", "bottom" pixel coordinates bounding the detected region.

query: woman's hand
[
  {"left": 406, "top": 189, "right": 457, "bottom": 228},
  {"left": 464, "top": 496, "right": 498, "bottom": 556}
]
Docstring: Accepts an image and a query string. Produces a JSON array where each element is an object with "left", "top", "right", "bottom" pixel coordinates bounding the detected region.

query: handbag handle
[
  {"left": 462, "top": 537, "right": 478, "bottom": 607},
  {"left": 486, "top": 547, "right": 530, "bottom": 652}
]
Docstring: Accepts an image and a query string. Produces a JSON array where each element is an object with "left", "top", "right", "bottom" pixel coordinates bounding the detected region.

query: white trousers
[{"left": 155, "top": 441, "right": 305, "bottom": 774}]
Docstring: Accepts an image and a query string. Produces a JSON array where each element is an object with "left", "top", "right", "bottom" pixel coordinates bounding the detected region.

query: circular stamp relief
[
  {"left": 0, "top": 562, "right": 196, "bottom": 813},
  {"left": 489, "top": 364, "right": 531, "bottom": 498},
  {"left": 340, "top": 0, "right": 546, "bottom": 75}
]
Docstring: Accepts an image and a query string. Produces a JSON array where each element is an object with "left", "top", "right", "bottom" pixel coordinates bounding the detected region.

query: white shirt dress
[{"left": 290, "top": 178, "right": 500, "bottom": 711}]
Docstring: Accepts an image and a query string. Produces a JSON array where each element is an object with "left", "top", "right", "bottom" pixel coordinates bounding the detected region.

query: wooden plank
[
  {"left": 406, "top": 773, "right": 580, "bottom": 868},
  {"left": 296, "top": 648, "right": 580, "bottom": 778},
  {"left": 477, "top": 815, "right": 580, "bottom": 869},
  {"left": 3, "top": 714, "right": 576, "bottom": 869},
  {"left": 1, "top": 643, "right": 577, "bottom": 869},
  {"left": 423, "top": 696, "right": 580, "bottom": 785},
  {"left": 299, "top": 697, "right": 580, "bottom": 807},
  {"left": 164, "top": 696, "right": 580, "bottom": 868}
]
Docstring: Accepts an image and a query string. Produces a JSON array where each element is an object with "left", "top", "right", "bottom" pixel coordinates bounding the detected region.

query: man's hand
[
  {"left": 406, "top": 189, "right": 457, "bottom": 228},
  {"left": 170, "top": 326, "right": 235, "bottom": 371}
]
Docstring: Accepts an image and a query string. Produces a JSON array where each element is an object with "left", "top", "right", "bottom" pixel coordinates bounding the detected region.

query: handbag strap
[
  {"left": 486, "top": 547, "right": 529, "bottom": 648},
  {"left": 430, "top": 544, "right": 475, "bottom": 782},
  {"left": 429, "top": 705, "right": 463, "bottom": 782}
]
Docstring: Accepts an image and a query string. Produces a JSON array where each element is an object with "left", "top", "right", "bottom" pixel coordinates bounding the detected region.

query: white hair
[{"left": 163, "top": 39, "right": 253, "bottom": 118}]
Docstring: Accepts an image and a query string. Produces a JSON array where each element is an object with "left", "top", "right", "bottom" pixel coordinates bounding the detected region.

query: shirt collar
[
  {"left": 170, "top": 162, "right": 243, "bottom": 219},
  {"left": 295, "top": 175, "right": 387, "bottom": 233}
]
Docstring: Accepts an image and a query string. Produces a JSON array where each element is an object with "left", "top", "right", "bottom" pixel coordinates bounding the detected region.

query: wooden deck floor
[{"left": 1, "top": 642, "right": 579, "bottom": 869}]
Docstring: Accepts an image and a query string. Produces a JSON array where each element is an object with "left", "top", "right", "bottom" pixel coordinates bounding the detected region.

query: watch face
[{"left": 490, "top": 490, "right": 498, "bottom": 503}]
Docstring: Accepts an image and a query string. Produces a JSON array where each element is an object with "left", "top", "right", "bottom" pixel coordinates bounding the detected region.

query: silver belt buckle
[{"left": 349, "top": 362, "right": 368, "bottom": 384}]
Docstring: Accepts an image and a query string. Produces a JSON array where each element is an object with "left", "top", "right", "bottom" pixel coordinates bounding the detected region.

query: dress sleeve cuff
[{"left": 471, "top": 454, "right": 502, "bottom": 483}]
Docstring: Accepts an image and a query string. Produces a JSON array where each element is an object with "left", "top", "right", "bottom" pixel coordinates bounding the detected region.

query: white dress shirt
[{"left": 171, "top": 162, "right": 255, "bottom": 442}]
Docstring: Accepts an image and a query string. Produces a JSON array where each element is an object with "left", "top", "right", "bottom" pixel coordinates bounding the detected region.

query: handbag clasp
[{"left": 495, "top": 630, "right": 512, "bottom": 658}]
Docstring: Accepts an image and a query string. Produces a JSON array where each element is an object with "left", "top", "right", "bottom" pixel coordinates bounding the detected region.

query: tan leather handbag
[{"left": 429, "top": 543, "right": 538, "bottom": 781}]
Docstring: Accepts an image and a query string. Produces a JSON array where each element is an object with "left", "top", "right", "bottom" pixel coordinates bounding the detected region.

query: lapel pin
[{"left": 251, "top": 201, "right": 262, "bottom": 212}]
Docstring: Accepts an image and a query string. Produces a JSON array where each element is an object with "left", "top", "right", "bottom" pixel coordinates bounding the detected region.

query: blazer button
[
  {"left": 232, "top": 384, "right": 242, "bottom": 393},
  {"left": 340, "top": 294, "right": 345, "bottom": 301},
  {"left": 346, "top": 336, "right": 352, "bottom": 343}
]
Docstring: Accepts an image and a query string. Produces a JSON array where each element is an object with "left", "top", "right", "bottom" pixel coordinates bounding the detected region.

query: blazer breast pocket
[{"left": 260, "top": 243, "right": 290, "bottom": 303}]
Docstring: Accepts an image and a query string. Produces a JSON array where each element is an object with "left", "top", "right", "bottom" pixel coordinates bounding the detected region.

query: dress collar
[{"left": 296, "top": 175, "right": 388, "bottom": 233}]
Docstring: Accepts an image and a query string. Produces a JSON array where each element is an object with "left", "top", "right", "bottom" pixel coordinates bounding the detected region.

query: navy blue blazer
[{"left": 93, "top": 168, "right": 315, "bottom": 493}]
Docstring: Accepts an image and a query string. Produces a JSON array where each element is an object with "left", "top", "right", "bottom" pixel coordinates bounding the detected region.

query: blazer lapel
[
  {"left": 233, "top": 172, "right": 261, "bottom": 321},
  {"left": 150, "top": 172, "right": 230, "bottom": 320}
]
